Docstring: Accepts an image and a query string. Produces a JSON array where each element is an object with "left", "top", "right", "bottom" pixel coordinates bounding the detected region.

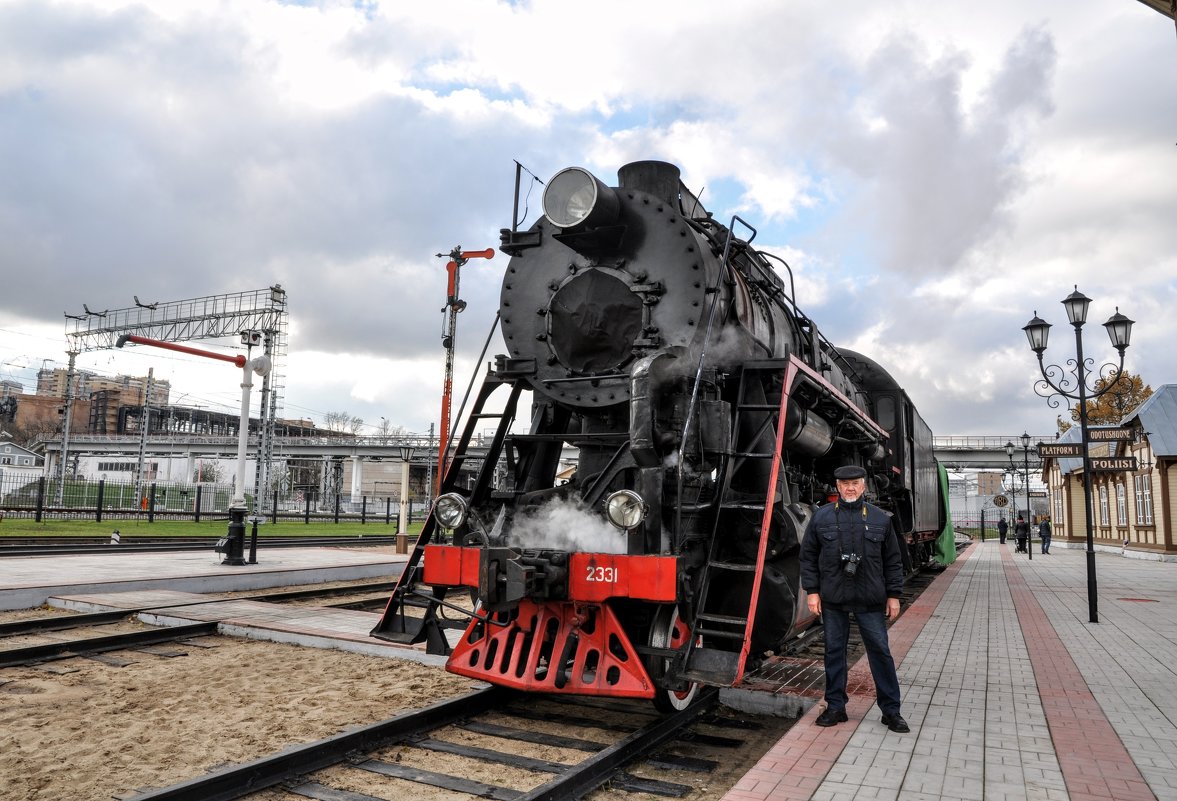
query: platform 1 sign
[
  {"left": 1037, "top": 442, "right": 1084, "bottom": 458},
  {"left": 1090, "top": 456, "right": 1137, "bottom": 472},
  {"left": 1087, "top": 428, "right": 1135, "bottom": 442}
]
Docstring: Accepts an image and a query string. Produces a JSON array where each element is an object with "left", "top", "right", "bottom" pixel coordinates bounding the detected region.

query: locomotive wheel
[{"left": 647, "top": 605, "right": 700, "bottom": 713}]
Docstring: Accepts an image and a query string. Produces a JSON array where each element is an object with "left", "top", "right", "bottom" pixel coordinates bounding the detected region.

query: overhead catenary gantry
[{"left": 60, "top": 286, "right": 288, "bottom": 514}]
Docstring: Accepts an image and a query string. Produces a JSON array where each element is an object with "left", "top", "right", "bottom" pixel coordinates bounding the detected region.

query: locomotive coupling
[{"left": 478, "top": 547, "right": 570, "bottom": 610}]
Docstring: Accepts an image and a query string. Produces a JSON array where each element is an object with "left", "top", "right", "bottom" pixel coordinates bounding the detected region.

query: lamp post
[
  {"left": 1023, "top": 286, "right": 1133, "bottom": 623},
  {"left": 1003, "top": 456, "right": 1022, "bottom": 554},
  {"left": 397, "top": 444, "right": 414, "bottom": 554},
  {"left": 1005, "top": 434, "right": 1034, "bottom": 560}
]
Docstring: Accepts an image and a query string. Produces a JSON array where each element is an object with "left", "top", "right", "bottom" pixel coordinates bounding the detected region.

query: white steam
[{"left": 508, "top": 497, "right": 628, "bottom": 554}]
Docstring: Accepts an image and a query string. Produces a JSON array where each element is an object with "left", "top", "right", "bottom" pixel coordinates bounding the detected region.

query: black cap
[{"left": 833, "top": 465, "right": 866, "bottom": 480}]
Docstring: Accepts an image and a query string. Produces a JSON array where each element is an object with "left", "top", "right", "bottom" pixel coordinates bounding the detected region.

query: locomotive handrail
[
  {"left": 756, "top": 249, "right": 798, "bottom": 312},
  {"left": 539, "top": 372, "right": 628, "bottom": 384}
]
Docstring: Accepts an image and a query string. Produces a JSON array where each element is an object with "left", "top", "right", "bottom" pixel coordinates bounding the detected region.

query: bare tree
[
  {"left": 376, "top": 417, "right": 405, "bottom": 443},
  {"left": 323, "top": 411, "right": 364, "bottom": 435}
]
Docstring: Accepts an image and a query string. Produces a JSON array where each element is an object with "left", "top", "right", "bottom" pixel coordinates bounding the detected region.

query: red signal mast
[{"left": 437, "top": 246, "right": 494, "bottom": 492}]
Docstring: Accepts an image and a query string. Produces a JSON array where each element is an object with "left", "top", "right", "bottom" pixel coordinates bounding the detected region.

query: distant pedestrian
[
  {"left": 1039, "top": 518, "right": 1052, "bottom": 554},
  {"left": 1014, "top": 515, "right": 1030, "bottom": 553},
  {"left": 997, "top": 518, "right": 1008, "bottom": 545}
]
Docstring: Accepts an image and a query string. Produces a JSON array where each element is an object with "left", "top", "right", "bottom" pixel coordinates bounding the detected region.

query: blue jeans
[{"left": 822, "top": 606, "right": 902, "bottom": 716}]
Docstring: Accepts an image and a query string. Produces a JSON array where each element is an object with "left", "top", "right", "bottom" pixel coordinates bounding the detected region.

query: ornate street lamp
[
  {"left": 398, "top": 444, "right": 415, "bottom": 554},
  {"left": 1008, "top": 434, "right": 1034, "bottom": 560},
  {"left": 1024, "top": 286, "right": 1133, "bottom": 623}
]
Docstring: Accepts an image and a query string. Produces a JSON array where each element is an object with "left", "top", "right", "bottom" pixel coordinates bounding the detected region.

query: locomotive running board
[{"left": 681, "top": 358, "right": 799, "bottom": 687}]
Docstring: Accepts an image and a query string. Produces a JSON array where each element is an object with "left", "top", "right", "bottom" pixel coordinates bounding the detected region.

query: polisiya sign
[{"left": 1089, "top": 456, "right": 1137, "bottom": 471}]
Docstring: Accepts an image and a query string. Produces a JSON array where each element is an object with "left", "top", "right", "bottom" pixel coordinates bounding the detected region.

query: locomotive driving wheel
[{"left": 646, "top": 605, "right": 700, "bottom": 712}]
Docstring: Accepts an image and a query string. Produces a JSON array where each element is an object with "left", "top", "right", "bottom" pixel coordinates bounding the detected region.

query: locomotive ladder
[
  {"left": 369, "top": 373, "right": 525, "bottom": 651},
  {"left": 680, "top": 358, "right": 799, "bottom": 687}
]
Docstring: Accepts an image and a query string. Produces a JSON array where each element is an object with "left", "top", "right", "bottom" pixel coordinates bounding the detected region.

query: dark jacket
[
  {"left": 1015, "top": 520, "right": 1030, "bottom": 538},
  {"left": 997, "top": 519, "right": 1008, "bottom": 535},
  {"left": 800, "top": 498, "right": 904, "bottom": 610}
]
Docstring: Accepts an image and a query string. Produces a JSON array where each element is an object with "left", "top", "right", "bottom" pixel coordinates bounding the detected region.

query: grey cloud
[{"left": 818, "top": 27, "right": 1057, "bottom": 277}]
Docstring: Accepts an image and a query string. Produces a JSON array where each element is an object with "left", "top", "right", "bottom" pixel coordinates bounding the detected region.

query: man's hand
[
  {"left": 886, "top": 597, "right": 900, "bottom": 620},
  {"left": 807, "top": 594, "right": 822, "bottom": 616}
]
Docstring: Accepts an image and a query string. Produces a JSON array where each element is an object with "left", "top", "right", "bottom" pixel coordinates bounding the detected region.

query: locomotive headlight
[
  {"left": 543, "top": 167, "right": 620, "bottom": 230},
  {"left": 605, "top": 489, "right": 648, "bottom": 531},
  {"left": 433, "top": 493, "right": 469, "bottom": 530}
]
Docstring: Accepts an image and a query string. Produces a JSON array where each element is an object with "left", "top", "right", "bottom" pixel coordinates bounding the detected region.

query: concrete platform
[
  {"left": 48, "top": 587, "right": 446, "bottom": 667},
  {"left": 0, "top": 546, "right": 407, "bottom": 610},
  {"left": 722, "top": 542, "right": 1177, "bottom": 801}
]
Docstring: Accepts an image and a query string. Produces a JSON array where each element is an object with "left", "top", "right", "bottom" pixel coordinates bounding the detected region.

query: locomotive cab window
[{"left": 876, "top": 396, "right": 896, "bottom": 431}]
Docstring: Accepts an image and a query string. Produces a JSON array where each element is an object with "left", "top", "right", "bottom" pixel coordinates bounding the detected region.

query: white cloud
[{"left": 0, "top": 0, "right": 1173, "bottom": 441}]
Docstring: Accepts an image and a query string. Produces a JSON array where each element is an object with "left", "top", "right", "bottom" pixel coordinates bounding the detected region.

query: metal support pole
[
  {"left": 1024, "top": 444, "right": 1033, "bottom": 561},
  {"left": 398, "top": 451, "right": 412, "bottom": 554},
  {"left": 57, "top": 350, "right": 79, "bottom": 506},
  {"left": 248, "top": 518, "right": 259, "bottom": 564},
  {"left": 135, "top": 368, "right": 154, "bottom": 509},
  {"left": 1075, "top": 326, "right": 1099, "bottom": 622},
  {"left": 223, "top": 353, "right": 255, "bottom": 566}
]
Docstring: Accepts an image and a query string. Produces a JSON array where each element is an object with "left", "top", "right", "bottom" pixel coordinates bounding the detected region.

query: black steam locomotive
[{"left": 373, "top": 161, "right": 947, "bottom": 710}]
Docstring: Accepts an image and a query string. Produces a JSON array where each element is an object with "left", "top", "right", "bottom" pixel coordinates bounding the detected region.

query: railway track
[
  {"left": 123, "top": 686, "right": 755, "bottom": 801},
  {"left": 0, "top": 535, "right": 399, "bottom": 556},
  {"left": 0, "top": 580, "right": 398, "bottom": 668}
]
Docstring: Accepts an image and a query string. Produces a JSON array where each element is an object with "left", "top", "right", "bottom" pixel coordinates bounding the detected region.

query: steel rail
[
  {"left": 124, "top": 687, "right": 508, "bottom": 801},
  {"left": 0, "top": 609, "right": 141, "bottom": 637},
  {"left": 0, "top": 621, "right": 219, "bottom": 667},
  {"left": 0, "top": 581, "right": 397, "bottom": 638},
  {"left": 516, "top": 687, "right": 719, "bottom": 801}
]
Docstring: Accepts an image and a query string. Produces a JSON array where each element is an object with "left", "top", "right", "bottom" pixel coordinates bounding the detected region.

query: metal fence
[{"left": 0, "top": 471, "right": 419, "bottom": 524}]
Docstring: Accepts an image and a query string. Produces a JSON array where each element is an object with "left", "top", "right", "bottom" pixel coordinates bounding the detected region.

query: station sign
[
  {"left": 1087, "top": 428, "right": 1135, "bottom": 442},
  {"left": 1037, "top": 443, "right": 1083, "bottom": 458},
  {"left": 1090, "top": 456, "right": 1137, "bottom": 472},
  {"left": 993, "top": 495, "right": 1008, "bottom": 507}
]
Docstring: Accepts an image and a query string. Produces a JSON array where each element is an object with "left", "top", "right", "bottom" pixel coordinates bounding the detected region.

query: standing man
[
  {"left": 1014, "top": 514, "right": 1030, "bottom": 553},
  {"left": 1039, "top": 517, "right": 1052, "bottom": 554},
  {"left": 800, "top": 465, "right": 908, "bottom": 733},
  {"left": 997, "top": 516, "right": 1008, "bottom": 545}
]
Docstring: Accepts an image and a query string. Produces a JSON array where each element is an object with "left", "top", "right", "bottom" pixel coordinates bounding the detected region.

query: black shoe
[
  {"left": 815, "top": 707, "right": 848, "bottom": 727},
  {"left": 881, "top": 714, "right": 910, "bottom": 733}
]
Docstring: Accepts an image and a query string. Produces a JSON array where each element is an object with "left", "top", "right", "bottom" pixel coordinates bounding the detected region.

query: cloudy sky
[{"left": 1, "top": 0, "right": 1174, "bottom": 442}]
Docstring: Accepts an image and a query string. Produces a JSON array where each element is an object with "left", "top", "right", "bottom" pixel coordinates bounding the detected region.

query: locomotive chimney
[{"left": 618, "top": 161, "right": 681, "bottom": 206}]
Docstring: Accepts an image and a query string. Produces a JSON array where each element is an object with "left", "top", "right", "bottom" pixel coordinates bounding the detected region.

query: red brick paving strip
[{"left": 1002, "top": 550, "right": 1156, "bottom": 801}]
